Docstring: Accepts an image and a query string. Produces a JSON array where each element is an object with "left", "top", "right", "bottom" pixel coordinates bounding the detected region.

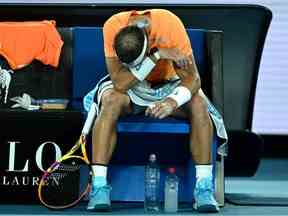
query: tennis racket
[{"left": 38, "top": 103, "right": 97, "bottom": 210}]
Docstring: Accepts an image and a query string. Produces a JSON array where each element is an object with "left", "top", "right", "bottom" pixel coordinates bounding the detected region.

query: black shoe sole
[{"left": 195, "top": 204, "right": 219, "bottom": 213}]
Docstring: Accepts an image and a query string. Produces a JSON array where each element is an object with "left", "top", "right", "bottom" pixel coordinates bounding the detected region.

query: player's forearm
[
  {"left": 107, "top": 54, "right": 159, "bottom": 93},
  {"left": 182, "top": 74, "right": 201, "bottom": 96},
  {"left": 176, "top": 67, "right": 201, "bottom": 96},
  {"left": 165, "top": 65, "right": 201, "bottom": 109},
  {"left": 110, "top": 67, "right": 139, "bottom": 93}
]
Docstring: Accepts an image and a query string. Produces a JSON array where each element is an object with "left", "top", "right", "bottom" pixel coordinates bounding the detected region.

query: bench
[{"left": 72, "top": 27, "right": 225, "bottom": 205}]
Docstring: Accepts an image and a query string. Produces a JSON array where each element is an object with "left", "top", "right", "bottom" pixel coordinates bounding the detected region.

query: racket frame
[{"left": 38, "top": 103, "right": 97, "bottom": 210}]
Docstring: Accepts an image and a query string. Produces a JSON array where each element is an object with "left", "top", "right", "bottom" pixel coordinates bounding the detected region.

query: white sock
[
  {"left": 195, "top": 164, "right": 213, "bottom": 180},
  {"left": 91, "top": 165, "right": 107, "bottom": 187}
]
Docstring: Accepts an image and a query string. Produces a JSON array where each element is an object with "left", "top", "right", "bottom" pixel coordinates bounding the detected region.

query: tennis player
[{"left": 84, "top": 9, "right": 227, "bottom": 213}]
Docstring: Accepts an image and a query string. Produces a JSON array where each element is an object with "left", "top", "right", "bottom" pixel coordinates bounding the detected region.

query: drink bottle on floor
[
  {"left": 164, "top": 167, "right": 179, "bottom": 213},
  {"left": 144, "top": 154, "right": 161, "bottom": 212}
]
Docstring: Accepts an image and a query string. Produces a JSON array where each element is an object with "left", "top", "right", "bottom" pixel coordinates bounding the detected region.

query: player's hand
[
  {"left": 145, "top": 98, "right": 178, "bottom": 119},
  {"left": 158, "top": 48, "right": 192, "bottom": 69}
]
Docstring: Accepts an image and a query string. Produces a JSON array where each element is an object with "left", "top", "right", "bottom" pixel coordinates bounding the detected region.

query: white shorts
[{"left": 85, "top": 74, "right": 228, "bottom": 156}]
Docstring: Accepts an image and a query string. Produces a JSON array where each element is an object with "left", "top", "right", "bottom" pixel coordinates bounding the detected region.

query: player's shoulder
[
  {"left": 104, "top": 11, "right": 130, "bottom": 27},
  {"left": 151, "top": 9, "right": 180, "bottom": 19}
]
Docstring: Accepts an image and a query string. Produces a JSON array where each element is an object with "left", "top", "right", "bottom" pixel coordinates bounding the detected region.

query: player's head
[{"left": 114, "top": 25, "right": 148, "bottom": 67}]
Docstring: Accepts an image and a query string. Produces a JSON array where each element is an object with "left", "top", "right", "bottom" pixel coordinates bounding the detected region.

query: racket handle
[{"left": 82, "top": 102, "right": 97, "bottom": 135}]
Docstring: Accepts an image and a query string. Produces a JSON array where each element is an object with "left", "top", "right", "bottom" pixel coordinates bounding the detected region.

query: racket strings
[
  {"left": 39, "top": 158, "right": 90, "bottom": 208},
  {"left": 56, "top": 163, "right": 81, "bottom": 172},
  {"left": 45, "top": 163, "right": 82, "bottom": 186}
]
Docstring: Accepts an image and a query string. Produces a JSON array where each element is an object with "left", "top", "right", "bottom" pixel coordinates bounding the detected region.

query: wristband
[
  {"left": 129, "top": 57, "right": 156, "bottom": 81},
  {"left": 153, "top": 50, "right": 160, "bottom": 61},
  {"left": 167, "top": 86, "right": 192, "bottom": 108}
]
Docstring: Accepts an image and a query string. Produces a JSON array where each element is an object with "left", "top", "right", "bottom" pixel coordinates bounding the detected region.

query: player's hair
[{"left": 114, "top": 26, "right": 145, "bottom": 64}]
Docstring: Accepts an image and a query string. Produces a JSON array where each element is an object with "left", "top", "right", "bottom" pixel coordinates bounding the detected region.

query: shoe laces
[
  {"left": 90, "top": 185, "right": 111, "bottom": 197},
  {"left": 195, "top": 178, "right": 213, "bottom": 197}
]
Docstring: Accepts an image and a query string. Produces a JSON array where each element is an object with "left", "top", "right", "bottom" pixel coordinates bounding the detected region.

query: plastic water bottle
[
  {"left": 144, "top": 154, "right": 160, "bottom": 212},
  {"left": 164, "top": 167, "right": 179, "bottom": 213}
]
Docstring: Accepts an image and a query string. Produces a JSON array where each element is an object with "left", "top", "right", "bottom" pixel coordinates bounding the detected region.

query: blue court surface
[
  {"left": 1, "top": 203, "right": 288, "bottom": 215},
  {"left": 1, "top": 202, "right": 288, "bottom": 215}
]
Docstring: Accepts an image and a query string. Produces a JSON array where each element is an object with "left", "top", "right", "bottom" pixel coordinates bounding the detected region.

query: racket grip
[{"left": 82, "top": 102, "right": 97, "bottom": 135}]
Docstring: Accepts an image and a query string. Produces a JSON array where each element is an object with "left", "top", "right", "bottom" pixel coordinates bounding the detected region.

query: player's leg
[
  {"left": 171, "top": 89, "right": 219, "bottom": 213},
  {"left": 87, "top": 89, "right": 132, "bottom": 211},
  {"left": 91, "top": 89, "right": 132, "bottom": 164}
]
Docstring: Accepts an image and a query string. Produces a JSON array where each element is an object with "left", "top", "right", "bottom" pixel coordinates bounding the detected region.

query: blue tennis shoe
[
  {"left": 87, "top": 184, "right": 112, "bottom": 211},
  {"left": 193, "top": 177, "right": 220, "bottom": 213}
]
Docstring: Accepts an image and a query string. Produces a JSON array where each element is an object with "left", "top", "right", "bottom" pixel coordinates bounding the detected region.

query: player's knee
[
  {"left": 101, "top": 90, "right": 128, "bottom": 112},
  {"left": 188, "top": 94, "right": 207, "bottom": 114}
]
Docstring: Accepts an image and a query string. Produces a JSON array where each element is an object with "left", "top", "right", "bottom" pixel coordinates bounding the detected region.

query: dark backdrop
[{"left": 0, "top": 3, "right": 272, "bottom": 131}]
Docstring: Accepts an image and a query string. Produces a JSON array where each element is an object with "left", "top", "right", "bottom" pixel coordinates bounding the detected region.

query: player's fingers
[
  {"left": 184, "top": 57, "right": 191, "bottom": 68},
  {"left": 174, "top": 59, "right": 182, "bottom": 68},
  {"left": 153, "top": 109, "right": 163, "bottom": 118},
  {"left": 175, "top": 55, "right": 185, "bottom": 68},
  {"left": 80, "top": 135, "right": 86, "bottom": 143},
  {"left": 158, "top": 112, "right": 168, "bottom": 119},
  {"left": 10, "top": 97, "right": 21, "bottom": 102},
  {"left": 180, "top": 59, "right": 187, "bottom": 69},
  {"left": 179, "top": 57, "right": 191, "bottom": 69},
  {"left": 146, "top": 103, "right": 155, "bottom": 116},
  {"left": 149, "top": 104, "right": 161, "bottom": 116},
  {"left": 145, "top": 107, "right": 151, "bottom": 116},
  {"left": 11, "top": 103, "right": 21, "bottom": 108},
  {"left": 153, "top": 105, "right": 168, "bottom": 119}
]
